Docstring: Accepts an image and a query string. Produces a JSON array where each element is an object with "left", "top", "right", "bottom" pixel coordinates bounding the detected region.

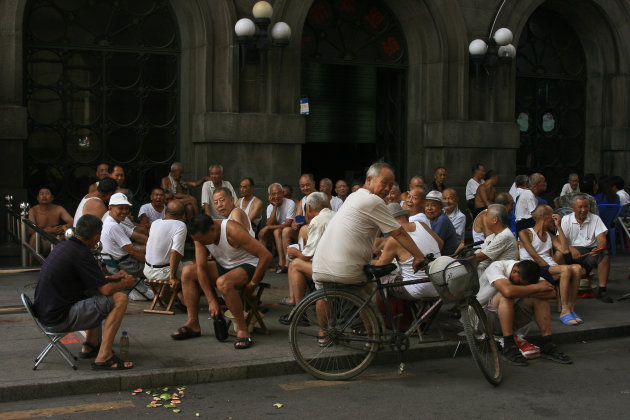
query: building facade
[{"left": 1, "top": 0, "right": 629, "bottom": 212}]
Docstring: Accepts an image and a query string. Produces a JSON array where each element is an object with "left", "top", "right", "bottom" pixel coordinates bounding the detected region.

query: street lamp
[
  {"left": 469, "top": 27, "right": 516, "bottom": 86},
  {"left": 234, "top": 1, "right": 292, "bottom": 83}
]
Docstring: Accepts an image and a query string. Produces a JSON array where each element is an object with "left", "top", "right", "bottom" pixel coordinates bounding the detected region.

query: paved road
[{"left": 1, "top": 336, "right": 629, "bottom": 419}]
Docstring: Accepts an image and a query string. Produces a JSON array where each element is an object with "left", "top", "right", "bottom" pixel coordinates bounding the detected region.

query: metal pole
[{"left": 20, "top": 202, "right": 30, "bottom": 267}]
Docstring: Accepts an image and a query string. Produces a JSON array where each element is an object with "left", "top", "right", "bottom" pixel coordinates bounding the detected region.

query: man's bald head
[
  {"left": 166, "top": 199, "right": 185, "bottom": 219},
  {"left": 495, "top": 192, "right": 514, "bottom": 213},
  {"left": 532, "top": 204, "right": 553, "bottom": 221}
]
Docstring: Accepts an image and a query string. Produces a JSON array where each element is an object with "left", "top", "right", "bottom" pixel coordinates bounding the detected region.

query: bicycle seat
[{"left": 363, "top": 263, "right": 397, "bottom": 278}]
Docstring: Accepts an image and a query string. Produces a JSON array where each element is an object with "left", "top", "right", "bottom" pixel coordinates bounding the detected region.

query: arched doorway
[
  {"left": 300, "top": 0, "right": 408, "bottom": 183},
  {"left": 515, "top": 6, "right": 586, "bottom": 198},
  {"left": 23, "top": 0, "right": 180, "bottom": 211}
]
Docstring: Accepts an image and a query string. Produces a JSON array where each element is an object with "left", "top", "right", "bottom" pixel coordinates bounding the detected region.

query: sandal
[
  {"left": 275, "top": 265, "right": 288, "bottom": 274},
  {"left": 559, "top": 313, "right": 579, "bottom": 326},
  {"left": 317, "top": 334, "right": 331, "bottom": 347},
  {"left": 91, "top": 354, "right": 133, "bottom": 370},
  {"left": 280, "top": 297, "right": 295, "bottom": 306},
  {"left": 171, "top": 326, "right": 201, "bottom": 340},
  {"left": 234, "top": 336, "right": 253, "bottom": 349},
  {"left": 540, "top": 343, "right": 573, "bottom": 364},
  {"left": 571, "top": 312, "right": 584, "bottom": 324},
  {"left": 79, "top": 341, "right": 101, "bottom": 359}
]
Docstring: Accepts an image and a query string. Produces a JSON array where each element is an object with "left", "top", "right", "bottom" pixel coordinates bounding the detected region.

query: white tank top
[
  {"left": 237, "top": 196, "right": 262, "bottom": 225},
  {"left": 472, "top": 211, "right": 486, "bottom": 243},
  {"left": 400, "top": 222, "right": 441, "bottom": 297},
  {"left": 519, "top": 228, "right": 557, "bottom": 266},
  {"left": 206, "top": 220, "right": 259, "bottom": 269},
  {"left": 229, "top": 208, "right": 255, "bottom": 237},
  {"left": 73, "top": 196, "right": 103, "bottom": 227}
]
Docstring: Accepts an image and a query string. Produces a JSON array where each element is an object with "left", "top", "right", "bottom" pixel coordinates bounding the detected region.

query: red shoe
[{"left": 514, "top": 335, "right": 540, "bottom": 359}]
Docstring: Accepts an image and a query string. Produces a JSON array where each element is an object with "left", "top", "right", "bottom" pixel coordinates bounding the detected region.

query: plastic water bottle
[{"left": 119, "top": 331, "right": 129, "bottom": 361}]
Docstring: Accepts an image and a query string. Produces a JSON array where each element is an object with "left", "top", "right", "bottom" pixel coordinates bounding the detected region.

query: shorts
[
  {"left": 484, "top": 297, "right": 534, "bottom": 336},
  {"left": 215, "top": 261, "right": 256, "bottom": 281},
  {"left": 539, "top": 265, "right": 557, "bottom": 286},
  {"left": 572, "top": 246, "right": 609, "bottom": 272},
  {"left": 44, "top": 294, "right": 114, "bottom": 333},
  {"left": 143, "top": 261, "right": 191, "bottom": 281},
  {"left": 312, "top": 271, "right": 373, "bottom": 296}
]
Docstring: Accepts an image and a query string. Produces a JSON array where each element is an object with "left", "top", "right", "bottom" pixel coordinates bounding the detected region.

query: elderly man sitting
[
  {"left": 400, "top": 176, "right": 425, "bottom": 203},
  {"left": 472, "top": 192, "right": 514, "bottom": 244},
  {"left": 442, "top": 188, "right": 466, "bottom": 243},
  {"left": 143, "top": 200, "right": 188, "bottom": 292},
  {"left": 161, "top": 162, "right": 207, "bottom": 221},
  {"left": 28, "top": 186, "right": 73, "bottom": 256},
  {"left": 515, "top": 173, "right": 547, "bottom": 233},
  {"left": 280, "top": 174, "right": 317, "bottom": 271},
  {"left": 236, "top": 177, "right": 263, "bottom": 230},
  {"left": 213, "top": 187, "right": 254, "bottom": 236},
  {"left": 519, "top": 204, "right": 583, "bottom": 325},
  {"left": 33, "top": 214, "right": 136, "bottom": 370},
  {"left": 424, "top": 191, "right": 459, "bottom": 256},
  {"left": 374, "top": 203, "right": 443, "bottom": 300},
  {"left": 476, "top": 259, "right": 572, "bottom": 366},
  {"left": 173, "top": 215, "right": 271, "bottom": 349},
  {"left": 138, "top": 187, "right": 166, "bottom": 227},
  {"left": 258, "top": 183, "right": 297, "bottom": 273},
  {"left": 320, "top": 178, "right": 343, "bottom": 211},
  {"left": 278, "top": 192, "right": 334, "bottom": 323},
  {"left": 101, "top": 193, "right": 150, "bottom": 300},
  {"left": 405, "top": 186, "right": 428, "bottom": 224},
  {"left": 561, "top": 194, "right": 613, "bottom": 303},
  {"left": 201, "top": 164, "right": 237, "bottom": 219},
  {"left": 560, "top": 173, "right": 580, "bottom": 196},
  {"left": 475, "top": 204, "right": 518, "bottom": 272}
]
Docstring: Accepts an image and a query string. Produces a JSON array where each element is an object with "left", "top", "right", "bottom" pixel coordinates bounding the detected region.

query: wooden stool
[
  {"left": 226, "top": 282, "right": 270, "bottom": 336},
  {"left": 143, "top": 278, "right": 181, "bottom": 315}
]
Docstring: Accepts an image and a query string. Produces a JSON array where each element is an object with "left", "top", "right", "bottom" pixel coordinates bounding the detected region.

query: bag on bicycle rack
[{"left": 428, "top": 256, "right": 479, "bottom": 302}]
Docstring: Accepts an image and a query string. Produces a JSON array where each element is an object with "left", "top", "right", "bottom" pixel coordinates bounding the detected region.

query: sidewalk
[{"left": 1, "top": 256, "right": 629, "bottom": 402}]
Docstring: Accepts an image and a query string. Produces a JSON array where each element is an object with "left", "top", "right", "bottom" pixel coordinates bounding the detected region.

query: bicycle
[{"left": 287, "top": 243, "right": 502, "bottom": 385}]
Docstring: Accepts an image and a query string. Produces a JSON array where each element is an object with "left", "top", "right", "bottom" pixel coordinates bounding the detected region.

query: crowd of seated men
[{"left": 26, "top": 159, "right": 628, "bottom": 361}]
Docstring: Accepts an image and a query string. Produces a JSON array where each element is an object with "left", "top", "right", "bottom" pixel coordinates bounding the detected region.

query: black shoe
[
  {"left": 278, "top": 313, "right": 309, "bottom": 326},
  {"left": 596, "top": 288, "right": 613, "bottom": 303},
  {"left": 540, "top": 343, "right": 573, "bottom": 364},
  {"left": 501, "top": 344, "right": 529, "bottom": 366}
]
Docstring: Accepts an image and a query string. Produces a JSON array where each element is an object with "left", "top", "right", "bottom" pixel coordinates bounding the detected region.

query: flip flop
[
  {"left": 234, "top": 336, "right": 253, "bottom": 349},
  {"left": 79, "top": 341, "right": 100, "bottom": 359},
  {"left": 171, "top": 326, "right": 201, "bottom": 340},
  {"left": 559, "top": 313, "right": 578, "bottom": 326},
  {"left": 275, "top": 265, "right": 288, "bottom": 274},
  {"left": 571, "top": 312, "right": 584, "bottom": 324},
  {"left": 91, "top": 354, "right": 133, "bottom": 370}
]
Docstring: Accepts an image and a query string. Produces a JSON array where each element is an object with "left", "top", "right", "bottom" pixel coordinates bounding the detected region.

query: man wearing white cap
[
  {"left": 101, "top": 192, "right": 146, "bottom": 279},
  {"left": 424, "top": 190, "right": 459, "bottom": 256}
]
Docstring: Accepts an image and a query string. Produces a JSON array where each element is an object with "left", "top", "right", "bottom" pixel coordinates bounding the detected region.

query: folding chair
[
  {"left": 144, "top": 278, "right": 181, "bottom": 315},
  {"left": 21, "top": 293, "right": 78, "bottom": 370}
]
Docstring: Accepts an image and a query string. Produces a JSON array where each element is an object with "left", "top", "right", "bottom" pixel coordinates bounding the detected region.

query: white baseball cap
[{"left": 109, "top": 192, "right": 132, "bottom": 206}]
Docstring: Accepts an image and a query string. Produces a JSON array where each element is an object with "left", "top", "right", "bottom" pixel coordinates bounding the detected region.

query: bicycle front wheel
[
  {"left": 460, "top": 297, "right": 502, "bottom": 385},
  {"left": 289, "top": 288, "right": 381, "bottom": 380}
]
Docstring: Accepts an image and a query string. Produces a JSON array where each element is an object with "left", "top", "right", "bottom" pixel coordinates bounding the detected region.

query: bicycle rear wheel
[
  {"left": 289, "top": 288, "right": 380, "bottom": 380},
  {"left": 460, "top": 297, "right": 502, "bottom": 385}
]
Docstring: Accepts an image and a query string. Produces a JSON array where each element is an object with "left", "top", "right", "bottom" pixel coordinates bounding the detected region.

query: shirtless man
[
  {"left": 472, "top": 192, "right": 513, "bottom": 244},
  {"left": 335, "top": 179, "right": 349, "bottom": 202},
  {"left": 161, "top": 162, "right": 207, "bottom": 221},
  {"left": 28, "top": 187, "right": 74, "bottom": 255},
  {"left": 88, "top": 163, "right": 110, "bottom": 193},
  {"left": 74, "top": 177, "right": 117, "bottom": 225},
  {"left": 236, "top": 177, "right": 263, "bottom": 230},
  {"left": 138, "top": 187, "right": 166, "bottom": 227},
  {"left": 213, "top": 187, "right": 254, "bottom": 236},
  {"left": 400, "top": 175, "right": 425, "bottom": 202},
  {"left": 474, "top": 170, "right": 498, "bottom": 216}
]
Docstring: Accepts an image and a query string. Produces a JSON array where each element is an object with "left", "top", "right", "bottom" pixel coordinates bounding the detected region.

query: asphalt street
[{"left": 1, "top": 336, "right": 629, "bottom": 419}]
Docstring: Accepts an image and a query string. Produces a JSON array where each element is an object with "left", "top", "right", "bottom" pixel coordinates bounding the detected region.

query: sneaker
[
  {"left": 128, "top": 289, "right": 147, "bottom": 301},
  {"left": 500, "top": 344, "right": 529, "bottom": 366},
  {"left": 514, "top": 335, "right": 540, "bottom": 359},
  {"left": 540, "top": 343, "right": 573, "bottom": 364},
  {"left": 595, "top": 288, "right": 613, "bottom": 303}
]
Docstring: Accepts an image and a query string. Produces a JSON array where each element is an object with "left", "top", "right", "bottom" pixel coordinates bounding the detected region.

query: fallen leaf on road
[{"left": 273, "top": 403, "right": 284, "bottom": 408}]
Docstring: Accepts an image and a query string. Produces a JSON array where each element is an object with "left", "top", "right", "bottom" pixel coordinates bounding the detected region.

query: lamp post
[
  {"left": 469, "top": 27, "right": 517, "bottom": 88},
  {"left": 234, "top": 1, "right": 291, "bottom": 84}
]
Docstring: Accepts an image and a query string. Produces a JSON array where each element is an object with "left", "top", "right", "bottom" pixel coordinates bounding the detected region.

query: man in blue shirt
[
  {"left": 33, "top": 214, "right": 136, "bottom": 370},
  {"left": 424, "top": 190, "right": 459, "bottom": 256}
]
